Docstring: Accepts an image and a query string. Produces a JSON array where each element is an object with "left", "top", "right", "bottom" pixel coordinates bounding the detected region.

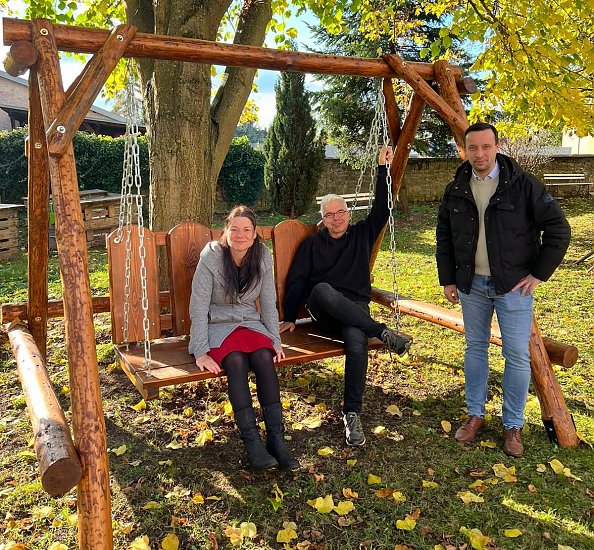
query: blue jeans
[
  {"left": 306, "top": 283, "right": 385, "bottom": 414},
  {"left": 458, "top": 275, "right": 533, "bottom": 429}
]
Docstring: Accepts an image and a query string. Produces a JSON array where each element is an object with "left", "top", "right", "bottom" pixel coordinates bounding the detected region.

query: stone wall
[{"left": 216, "top": 154, "right": 594, "bottom": 213}]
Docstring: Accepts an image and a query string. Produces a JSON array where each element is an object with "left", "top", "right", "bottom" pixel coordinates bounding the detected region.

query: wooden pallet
[{"left": 0, "top": 204, "right": 23, "bottom": 260}]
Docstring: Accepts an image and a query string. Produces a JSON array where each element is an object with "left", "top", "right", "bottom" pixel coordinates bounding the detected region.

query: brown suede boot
[
  {"left": 503, "top": 428, "right": 524, "bottom": 457},
  {"left": 454, "top": 416, "right": 485, "bottom": 443}
]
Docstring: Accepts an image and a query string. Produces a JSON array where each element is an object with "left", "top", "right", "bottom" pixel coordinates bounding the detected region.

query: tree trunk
[{"left": 125, "top": 0, "right": 272, "bottom": 231}]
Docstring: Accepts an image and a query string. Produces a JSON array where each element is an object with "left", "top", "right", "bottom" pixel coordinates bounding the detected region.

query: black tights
[{"left": 222, "top": 348, "right": 281, "bottom": 412}]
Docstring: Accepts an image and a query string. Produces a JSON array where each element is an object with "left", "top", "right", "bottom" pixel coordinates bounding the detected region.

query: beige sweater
[{"left": 470, "top": 173, "right": 499, "bottom": 276}]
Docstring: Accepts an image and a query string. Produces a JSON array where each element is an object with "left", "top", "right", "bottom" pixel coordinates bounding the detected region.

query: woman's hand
[
  {"left": 273, "top": 348, "right": 285, "bottom": 363},
  {"left": 279, "top": 321, "right": 296, "bottom": 333},
  {"left": 195, "top": 353, "right": 222, "bottom": 374}
]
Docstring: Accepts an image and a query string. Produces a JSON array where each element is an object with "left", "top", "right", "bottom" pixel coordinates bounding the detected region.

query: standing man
[
  {"left": 436, "top": 122, "right": 571, "bottom": 457},
  {"left": 280, "top": 147, "right": 411, "bottom": 447}
]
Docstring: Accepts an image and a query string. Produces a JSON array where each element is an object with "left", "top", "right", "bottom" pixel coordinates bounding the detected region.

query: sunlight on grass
[{"left": 502, "top": 496, "right": 594, "bottom": 540}]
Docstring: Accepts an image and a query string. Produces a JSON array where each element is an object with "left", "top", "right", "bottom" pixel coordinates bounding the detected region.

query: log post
[
  {"left": 3, "top": 40, "right": 38, "bottom": 76},
  {"left": 528, "top": 318, "right": 580, "bottom": 448},
  {"left": 370, "top": 287, "right": 578, "bottom": 369},
  {"left": 434, "top": 60, "right": 469, "bottom": 157},
  {"left": 382, "top": 54, "right": 468, "bottom": 139},
  {"left": 31, "top": 18, "right": 113, "bottom": 548},
  {"left": 8, "top": 322, "right": 82, "bottom": 495},
  {"left": 27, "top": 64, "right": 50, "bottom": 358}
]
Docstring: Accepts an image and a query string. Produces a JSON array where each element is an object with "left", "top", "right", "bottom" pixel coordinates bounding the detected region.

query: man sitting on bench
[{"left": 279, "top": 147, "right": 411, "bottom": 446}]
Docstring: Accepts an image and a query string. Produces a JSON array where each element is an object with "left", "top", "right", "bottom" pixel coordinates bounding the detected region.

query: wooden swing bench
[{"left": 108, "top": 220, "right": 388, "bottom": 400}]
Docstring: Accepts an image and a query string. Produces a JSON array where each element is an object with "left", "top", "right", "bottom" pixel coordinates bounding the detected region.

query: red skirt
[{"left": 208, "top": 327, "right": 274, "bottom": 366}]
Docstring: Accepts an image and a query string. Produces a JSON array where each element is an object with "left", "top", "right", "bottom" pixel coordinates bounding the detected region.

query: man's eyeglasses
[{"left": 323, "top": 209, "right": 349, "bottom": 220}]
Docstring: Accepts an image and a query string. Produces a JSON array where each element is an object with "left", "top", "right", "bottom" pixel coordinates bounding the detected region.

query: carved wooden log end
[{"left": 3, "top": 40, "right": 38, "bottom": 76}]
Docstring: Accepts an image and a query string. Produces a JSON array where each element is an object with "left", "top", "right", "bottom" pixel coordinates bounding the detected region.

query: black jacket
[
  {"left": 282, "top": 166, "right": 390, "bottom": 323},
  {"left": 436, "top": 154, "right": 571, "bottom": 295}
]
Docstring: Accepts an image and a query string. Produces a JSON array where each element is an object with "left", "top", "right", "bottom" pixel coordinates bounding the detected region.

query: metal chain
[
  {"left": 378, "top": 89, "right": 401, "bottom": 330},
  {"left": 116, "top": 61, "right": 152, "bottom": 374}
]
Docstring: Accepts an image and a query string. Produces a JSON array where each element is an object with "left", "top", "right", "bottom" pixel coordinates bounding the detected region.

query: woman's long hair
[{"left": 220, "top": 206, "right": 263, "bottom": 302}]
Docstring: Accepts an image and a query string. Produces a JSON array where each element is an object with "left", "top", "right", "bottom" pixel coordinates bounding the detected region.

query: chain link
[{"left": 116, "top": 61, "right": 153, "bottom": 374}]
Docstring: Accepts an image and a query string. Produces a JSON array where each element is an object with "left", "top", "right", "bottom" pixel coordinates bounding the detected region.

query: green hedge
[{"left": 0, "top": 128, "right": 150, "bottom": 204}]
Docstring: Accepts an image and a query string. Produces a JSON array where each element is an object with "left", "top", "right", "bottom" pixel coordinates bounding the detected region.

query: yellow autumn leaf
[
  {"left": 182, "top": 407, "right": 193, "bottom": 417},
  {"left": 392, "top": 491, "right": 406, "bottom": 503},
  {"left": 166, "top": 440, "right": 183, "bottom": 449},
  {"left": 457, "top": 491, "right": 484, "bottom": 504},
  {"left": 342, "top": 487, "right": 358, "bottom": 499},
  {"left": 386, "top": 404, "right": 402, "bottom": 416},
  {"left": 205, "top": 495, "right": 221, "bottom": 500},
  {"left": 557, "top": 546, "right": 576, "bottom": 550},
  {"left": 32, "top": 505, "right": 55, "bottom": 520},
  {"left": 48, "top": 543, "right": 68, "bottom": 550},
  {"left": 504, "top": 528, "right": 522, "bottom": 538},
  {"left": 480, "top": 440, "right": 497, "bottom": 448},
  {"left": 367, "top": 473, "right": 382, "bottom": 485},
  {"left": 66, "top": 513, "right": 78, "bottom": 526},
  {"left": 334, "top": 500, "right": 354, "bottom": 515},
  {"left": 492, "top": 463, "right": 517, "bottom": 482},
  {"left": 192, "top": 493, "right": 205, "bottom": 504},
  {"left": 373, "top": 425, "right": 387, "bottom": 434},
  {"left": 412, "top": 410, "right": 421, "bottom": 416},
  {"left": 441, "top": 420, "right": 452, "bottom": 433},
  {"left": 240, "top": 521, "right": 257, "bottom": 539},
  {"left": 346, "top": 459, "right": 357, "bottom": 466},
  {"left": 223, "top": 401, "right": 233, "bottom": 415},
  {"left": 317, "top": 446, "right": 334, "bottom": 456},
  {"left": 549, "top": 459, "right": 565, "bottom": 474},
  {"left": 276, "top": 522, "right": 298, "bottom": 543},
  {"left": 159, "top": 460, "right": 173, "bottom": 466},
  {"left": 396, "top": 517, "right": 416, "bottom": 531},
  {"left": 301, "top": 415, "right": 322, "bottom": 429},
  {"left": 464, "top": 527, "right": 491, "bottom": 550},
  {"left": 307, "top": 494, "right": 334, "bottom": 513},
  {"left": 131, "top": 399, "right": 146, "bottom": 412},
  {"left": 422, "top": 480, "right": 439, "bottom": 488},
  {"left": 196, "top": 429, "right": 213, "bottom": 447},
  {"left": 118, "top": 521, "right": 134, "bottom": 534},
  {"left": 142, "top": 501, "right": 161, "bottom": 510},
  {"left": 128, "top": 535, "right": 150, "bottom": 550},
  {"left": 161, "top": 533, "right": 179, "bottom": 550},
  {"left": 223, "top": 525, "right": 243, "bottom": 546},
  {"left": 113, "top": 444, "right": 127, "bottom": 456}
]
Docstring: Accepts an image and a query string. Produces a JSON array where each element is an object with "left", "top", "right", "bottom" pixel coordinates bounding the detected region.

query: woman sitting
[{"left": 189, "top": 206, "right": 299, "bottom": 471}]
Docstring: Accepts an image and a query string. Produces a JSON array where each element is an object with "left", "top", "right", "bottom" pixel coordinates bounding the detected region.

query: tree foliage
[{"left": 264, "top": 71, "right": 325, "bottom": 217}]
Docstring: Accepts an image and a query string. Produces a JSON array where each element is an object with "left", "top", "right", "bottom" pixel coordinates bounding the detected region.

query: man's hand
[
  {"left": 443, "top": 284, "right": 459, "bottom": 304},
  {"left": 273, "top": 348, "right": 285, "bottom": 363},
  {"left": 379, "top": 146, "right": 394, "bottom": 165},
  {"left": 279, "top": 321, "right": 296, "bottom": 333},
  {"left": 512, "top": 275, "right": 541, "bottom": 296},
  {"left": 195, "top": 353, "right": 222, "bottom": 374}
]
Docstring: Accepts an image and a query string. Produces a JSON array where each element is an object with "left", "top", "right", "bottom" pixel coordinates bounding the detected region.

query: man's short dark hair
[{"left": 464, "top": 122, "right": 499, "bottom": 145}]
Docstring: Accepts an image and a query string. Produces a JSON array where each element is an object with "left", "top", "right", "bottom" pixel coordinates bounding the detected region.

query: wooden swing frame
[{"left": 1, "top": 17, "right": 580, "bottom": 549}]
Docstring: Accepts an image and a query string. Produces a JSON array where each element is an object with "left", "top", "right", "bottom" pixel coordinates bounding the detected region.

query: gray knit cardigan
[{"left": 188, "top": 240, "right": 282, "bottom": 357}]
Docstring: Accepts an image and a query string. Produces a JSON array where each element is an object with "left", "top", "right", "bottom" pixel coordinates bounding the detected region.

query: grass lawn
[{"left": 1, "top": 198, "right": 593, "bottom": 550}]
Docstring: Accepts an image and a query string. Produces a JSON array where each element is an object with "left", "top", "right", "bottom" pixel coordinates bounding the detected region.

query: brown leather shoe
[
  {"left": 503, "top": 428, "right": 524, "bottom": 457},
  {"left": 454, "top": 416, "right": 485, "bottom": 443}
]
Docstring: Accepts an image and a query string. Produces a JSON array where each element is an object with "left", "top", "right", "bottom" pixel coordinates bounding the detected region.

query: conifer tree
[{"left": 264, "top": 71, "right": 325, "bottom": 218}]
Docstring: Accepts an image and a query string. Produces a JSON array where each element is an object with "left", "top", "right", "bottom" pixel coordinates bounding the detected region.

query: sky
[{"left": 0, "top": 4, "right": 321, "bottom": 128}]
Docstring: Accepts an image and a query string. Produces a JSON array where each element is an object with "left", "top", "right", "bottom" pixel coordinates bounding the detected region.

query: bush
[
  {"left": 218, "top": 136, "right": 265, "bottom": 207},
  {"left": 0, "top": 129, "right": 149, "bottom": 204}
]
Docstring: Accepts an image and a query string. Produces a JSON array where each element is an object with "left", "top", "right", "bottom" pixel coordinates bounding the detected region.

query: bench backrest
[{"left": 107, "top": 220, "right": 317, "bottom": 344}]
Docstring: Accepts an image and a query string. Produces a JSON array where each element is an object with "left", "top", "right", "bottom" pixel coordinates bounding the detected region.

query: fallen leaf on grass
[
  {"left": 161, "top": 533, "right": 180, "bottom": 550},
  {"left": 166, "top": 440, "right": 183, "bottom": 450},
  {"left": 373, "top": 425, "right": 387, "bottom": 434},
  {"left": 386, "top": 404, "right": 402, "bottom": 416},
  {"left": 196, "top": 429, "right": 213, "bottom": 447},
  {"left": 142, "top": 501, "right": 161, "bottom": 510},
  {"left": 480, "top": 440, "right": 497, "bottom": 448},
  {"left": 367, "top": 473, "right": 382, "bottom": 485},
  {"left": 192, "top": 493, "right": 204, "bottom": 505},
  {"left": 537, "top": 463, "right": 547, "bottom": 473},
  {"left": 334, "top": 501, "right": 354, "bottom": 515},
  {"left": 128, "top": 535, "right": 150, "bottom": 550},
  {"left": 183, "top": 407, "right": 193, "bottom": 417},
  {"left": 422, "top": 480, "right": 439, "bottom": 489},
  {"left": 392, "top": 491, "right": 406, "bottom": 503},
  {"left": 307, "top": 495, "right": 334, "bottom": 513},
  {"left": 457, "top": 491, "right": 484, "bottom": 504},
  {"left": 159, "top": 460, "right": 173, "bottom": 467},
  {"left": 301, "top": 415, "right": 322, "bottom": 429},
  {"left": 317, "top": 446, "right": 334, "bottom": 456},
  {"left": 32, "top": 506, "right": 55, "bottom": 520},
  {"left": 375, "top": 488, "right": 395, "bottom": 498},
  {"left": 113, "top": 444, "right": 127, "bottom": 456},
  {"left": 224, "top": 526, "right": 243, "bottom": 546},
  {"left": 240, "top": 522, "right": 257, "bottom": 539},
  {"left": 396, "top": 517, "right": 416, "bottom": 531},
  {"left": 441, "top": 420, "right": 451, "bottom": 433},
  {"left": 528, "top": 484, "right": 537, "bottom": 493},
  {"left": 118, "top": 521, "right": 134, "bottom": 534},
  {"left": 460, "top": 526, "right": 491, "bottom": 550},
  {"left": 346, "top": 458, "right": 357, "bottom": 466},
  {"left": 549, "top": 459, "right": 565, "bottom": 474},
  {"left": 277, "top": 521, "right": 298, "bottom": 543},
  {"left": 342, "top": 487, "right": 358, "bottom": 499},
  {"left": 503, "top": 528, "right": 522, "bottom": 538},
  {"left": 48, "top": 543, "right": 68, "bottom": 550},
  {"left": 131, "top": 399, "right": 146, "bottom": 412},
  {"left": 557, "top": 546, "right": 576, "bottom": 550},
  {"left": 492, "top": 463, "right": 517, "bottom": 482}
]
